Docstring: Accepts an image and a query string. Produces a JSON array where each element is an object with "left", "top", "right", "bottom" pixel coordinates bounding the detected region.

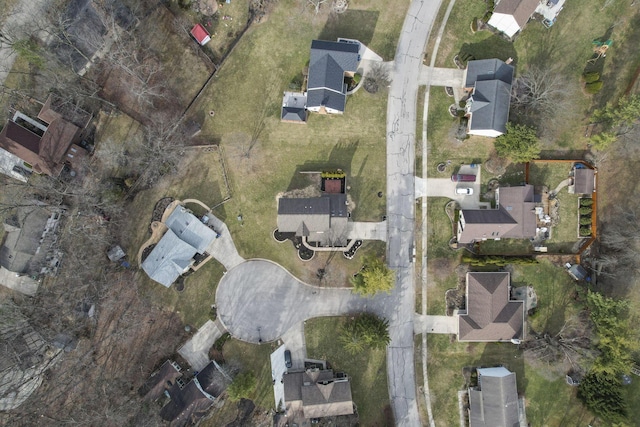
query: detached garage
[{"left": 487, "top": 0, "right": 539, "bottom": 38}]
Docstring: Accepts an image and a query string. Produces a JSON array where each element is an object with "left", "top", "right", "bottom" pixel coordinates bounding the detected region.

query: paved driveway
[
  {"left": 178, "top": 319, "right": 226, "bottom": 371},
  {"left": 418, "top": 66, "right": 465, "bottom": 86},
  {"left": 346, "top": 221, "right": 387, "bottom": 241},
  {"left": 414, "top": 314, "right": 458, "bottom": 335},
  {"left": 216, "top": 259, "right": 374, "bottom": 343}
]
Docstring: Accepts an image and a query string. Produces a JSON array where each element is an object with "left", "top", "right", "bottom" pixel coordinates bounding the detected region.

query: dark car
[
  {"left": 284, "top": 350, "right": 292, "bottom": 368},
  {"left": 451, "top": 174, "right": 476, "bottom": 182}
]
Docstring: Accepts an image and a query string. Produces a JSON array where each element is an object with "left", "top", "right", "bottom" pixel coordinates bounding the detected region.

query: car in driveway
[
  {"left": 451, "top": 173, "right": 476, "bottom": 182},
  {"left": 455, "top": 187, "right": 473, "bottom": 195},
  {"left": 284, "top": 350, "right": 292, "bottom": 368}
]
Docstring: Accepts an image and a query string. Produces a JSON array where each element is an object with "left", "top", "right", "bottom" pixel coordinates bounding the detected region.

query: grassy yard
[
  {"left": 511, "top": 259, "right": 581, "bottom": 335},
  {"left": 305, "top": 317, "right": 391, "bottom": 426},
  {"left": 181, "top": 0, "right": 408, "bottom": 281},
  {"left": 528, "top": 161, "right": 581, "bottom": 247},
  {"left": 202, "top": 338, "right": 279, "bottom": 426},
  {"left": 427, "top": 335, "right": 595, "bottom": 427}
]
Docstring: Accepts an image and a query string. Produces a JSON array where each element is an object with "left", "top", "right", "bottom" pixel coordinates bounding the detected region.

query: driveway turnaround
[
  {"left": 216, "top": 259, "right": 373, "bottom": 343},
  {"left": 385, "top": 0, "right": 443, "bottom": 425}
]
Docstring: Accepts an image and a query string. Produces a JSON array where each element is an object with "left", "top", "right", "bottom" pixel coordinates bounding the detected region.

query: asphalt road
[{"left": 384, "top": 0, "right": 443, "bottom": 425}]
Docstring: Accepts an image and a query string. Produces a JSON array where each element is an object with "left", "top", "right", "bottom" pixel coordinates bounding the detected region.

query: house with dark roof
[
  {"left": 159, "top": 361, "right": 230, "bottom": 427},
  {"left": 458, "top": 272, "right": 525, "bottom": 342},
  {"left": 281, "top": 91, "right": 308, "bottom": 123},
  {"left": 138, "top": 360, "right": 183, "bottom": 401},
  {"left": 487, "top": 0, "right": 540, "bottom": 38},
  {"left": 457, "top": 185, "right": 538, "bottom": 244},
  {"left": 571, "top": 166, "right": 595, "bottom": 195},
  {"left": 463, "top": 59, "right": 514, "bottom": 138},
  {"left": 0, "top": 98, "right": 88, "bottom": 177},
  {"left": 468, "top": 366, "right": 524, "bottom": 427},
  {"left": 277, "top": 194, "right": 349, "bottom": 246},
  {"left": 141, "top": 206, "right": 217, "bottom": 287},
  {"left": 306, "top": 40, "right": 360, "bottom": 115},
  {"left": 283, "top": 369, "right": 354, "bottom": 419}
]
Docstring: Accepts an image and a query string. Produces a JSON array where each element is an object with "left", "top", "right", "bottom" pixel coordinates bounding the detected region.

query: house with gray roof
[
  {"left": 306, "top": 40, "right": 360, "bottom": 115},
  {"left": 464, "top": 59, "right": 514, "bottom": 138},
  {"left": 159, "top": 361, "right": 229, "bottom": 427},
  {"left": 283, "top": 368, "right": 353, "bottom": 419},
  {"left": 277, "top": 194, "right": 348, "bottom": 246},
  {"left": 459, "top": 272, "right": 524, "bottom": 342},
  {"left": 281, "top": 91, "right": 308, "bottom": 123},
  {"left": 572, "top": 166, "right": 595, "bottom": 195},
  {"left": 468, "top": 366, "right": 524, "bottom": 427},
  {"left": 141, "top": 206, "right": 217, "bottom": 287},
  {"left": 457, "top": 185, "right": 538, "bottom": 244}
]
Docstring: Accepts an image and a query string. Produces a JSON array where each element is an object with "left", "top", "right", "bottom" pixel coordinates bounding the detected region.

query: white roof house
[
  {"left": 487, "top": 0, "right": 540, "bottom": 38},
  {"left": 141, "top": 207, "right": 217, "bottom": 287}
]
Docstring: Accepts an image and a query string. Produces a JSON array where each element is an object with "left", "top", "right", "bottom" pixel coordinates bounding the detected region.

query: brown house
[
  {"left": 283, "top": 369, "right": 354, "bottom": 419},
  {"left": 138, "top": 360, "right": 183, "bottom": 401},
  {"left": 457, "top": 184, "right": 538, "bottom": 244},
  {"left": 0, "top": 96, "right": 88, "bottom": 177},
  {"left": 458, "top": 272, "right": 524, "bottom": 342}
]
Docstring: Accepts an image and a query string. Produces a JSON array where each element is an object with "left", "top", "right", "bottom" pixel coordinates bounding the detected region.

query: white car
[{"left": 455, "top": 187, "right": 473, "bottom": 195}]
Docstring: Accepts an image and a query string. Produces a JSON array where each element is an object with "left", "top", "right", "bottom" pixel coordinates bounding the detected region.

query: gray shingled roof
[
  {"left": 282, "top": 92, "right": 307, "bottom": 122},
  {"left": 141, "top": 229, "right": 198, "bottom": 288},
  {"left": 458, "top": 185, "right": 537, "bottom": 243},
  {"left": 283, "top": 369, "right": 353, "bottom": 419},
  {"left": 573, "top": 168, "right": 595, "bottom": 194},
  {"left": 469, "top": 367, "right": 520, "bottom": 427},
  {"left": 459, "top": 272, "right": 524, "bottom": 342},
  {"left": 468, "top": 80, "right": 512, "bottom": 134},
  {"left": 165, "top": 207, "right": 217, "bottom": 254},
  {"left": 281, "top": 107, "right": 307, "bottom": 122},
  {"left": 277, "top": 195, "right": 348, "bottom": 245},
  {"left": 307, "top": 40, "right": 359, "bottom": 112},
  {"left": 0, "top": 208, "right": 51, "bottom": 274},
  {"left": 465, "top": 59, "right": 514, "bottom": 87}
]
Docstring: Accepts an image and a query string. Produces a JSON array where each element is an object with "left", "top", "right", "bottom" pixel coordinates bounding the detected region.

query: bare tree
[
  {"left": 307, "top": 0, "right": 327, "bottom": 14},
  {"left": 363, "top": 62, "right": 391, "bottom": 94}
]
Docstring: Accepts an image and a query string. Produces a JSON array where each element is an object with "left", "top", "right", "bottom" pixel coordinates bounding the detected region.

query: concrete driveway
[
  {"left": 418, "top": 66, "right": 465, "bottom": 86},
  {"left": 346, "top": 221, "right": 387, "bottom": 241},
  {"left": 415, "top": 165, "right": 488, "bottom": 209},
  {"left": 178, "top": 319, "right": 226, "bottom": 371},
  {"left": 414, "top": 314, "right": 458, "bottom": 335}
]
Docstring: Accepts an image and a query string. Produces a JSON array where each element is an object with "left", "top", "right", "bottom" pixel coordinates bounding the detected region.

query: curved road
[{"left": 385, "top": 0, "right": 442, "bottom": 425}]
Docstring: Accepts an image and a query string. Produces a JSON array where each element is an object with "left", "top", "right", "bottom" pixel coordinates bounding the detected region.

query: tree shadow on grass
[
  {"left": 459, "top": 35, "right": 518, "bottom": 64},
  {"left": 318, "top": 10, "right": 379, "bottom": 46},
  {"left": 498, "top": 163, "right": 526, "bottom": 186}
]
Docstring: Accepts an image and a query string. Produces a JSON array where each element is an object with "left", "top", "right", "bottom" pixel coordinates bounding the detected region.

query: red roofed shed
[{"left": 190, "top": 24, "right": 211, "bottom": 46}]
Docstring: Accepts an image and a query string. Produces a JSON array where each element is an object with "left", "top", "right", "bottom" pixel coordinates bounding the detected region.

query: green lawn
[
  {"left": 511, "top": 259, "right": 581, "bottom": 335},
  {"left": 202, "top": 339, "right": 279, "bottom": 426},
  {"left": 305, "top": 317, "right": 391, "bottom": 426},
  {"left": 182, "top": 0, "right": 408, "bottom": 281},
  {"left": 427, "top": 314, "right": 593, "bottom": 427}
]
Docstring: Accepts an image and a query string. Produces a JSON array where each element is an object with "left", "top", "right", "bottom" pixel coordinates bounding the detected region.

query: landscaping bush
[
  {"left": 580, "top": 216, "right": 593, "bottom": 226},
  {"left": 585, "top": 81, "right": 604, "bottom": 94},
  {"left": 580, "top": 207, "right": 593, "bottom": 215},
  {"left": 580, "top": 198, "right": 594, "bottom": 207},
  {"left": 582, "top": 71, "right": 600, "bottom": 84},
  {"left": 580, "top": 227, "right": 592, "bottom": 237},
  {"left": 461, "top": 255, "right": 538, "bottom": 266}
]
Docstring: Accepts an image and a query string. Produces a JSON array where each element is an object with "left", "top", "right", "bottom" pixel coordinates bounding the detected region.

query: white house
[{"left": 487, "top": 0, "right": 540, "bottom": 38}]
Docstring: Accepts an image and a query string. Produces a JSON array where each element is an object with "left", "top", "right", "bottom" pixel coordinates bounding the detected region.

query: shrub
[
  {"left": 585, "top": 81, "right": 604, "bottom": 94},
  {"left": 582, "top": 71, "right": 600, "bottom": 84},
  {"left": 580, "top": 198, "right": 594, "bottom": 207},
  {"left": 471, "top": 18, "right": 478, "bottom": 32},
  {"left": 580, "top": 216, "right": 593, "bottom": 226},
  {"left": 482, "top": 11, "right": 493, "bottom": 22},
  {"left": 580, "top": 227, "right": 592, "bottom": 237},
  {"left": 227, "top": 371, "right": 256, "bottom": 401},
  {"left": 580, "top": 207, "right": 593, "bottom": 215}
]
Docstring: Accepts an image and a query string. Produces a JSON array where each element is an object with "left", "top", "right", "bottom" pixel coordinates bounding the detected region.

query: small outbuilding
[{"left": 190, "top": 24, "right": 211, "bottom": 46}]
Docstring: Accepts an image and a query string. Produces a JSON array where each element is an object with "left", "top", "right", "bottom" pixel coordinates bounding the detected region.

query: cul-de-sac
[{"left": 1, "top": 0, "right": 639, "bottom": 426}]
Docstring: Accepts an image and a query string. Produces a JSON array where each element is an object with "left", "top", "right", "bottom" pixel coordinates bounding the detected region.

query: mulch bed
[{"left": 148, "top": 197, "right": 174, "bottom": 233}]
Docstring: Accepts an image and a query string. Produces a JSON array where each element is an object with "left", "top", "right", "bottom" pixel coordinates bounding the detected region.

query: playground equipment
[{"left": 587, "top": 39, "right": 612, "bottom": 64}]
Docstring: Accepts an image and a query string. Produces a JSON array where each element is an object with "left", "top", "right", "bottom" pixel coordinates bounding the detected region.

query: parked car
[
  {"left": 455, "top": 187, "right": 473, "bottom": 195},
  {"left": 284, "top": 350, "right": 292, "bottom": 368},
  {"left": 451, "top": 174, "right": 476, "bottom": 182}
]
